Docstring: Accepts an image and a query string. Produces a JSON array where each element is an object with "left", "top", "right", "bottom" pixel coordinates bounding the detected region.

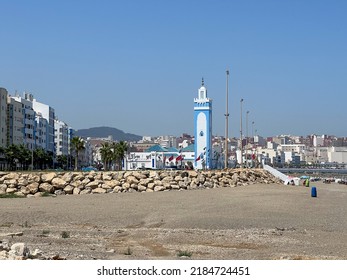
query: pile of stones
[{"left": 0, "top": 169, "right": 281, "bottom": 198}]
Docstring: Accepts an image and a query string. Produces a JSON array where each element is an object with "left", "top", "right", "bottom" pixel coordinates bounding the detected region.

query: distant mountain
[{"left": 75, "top": 126, "right": 142, "bottom": 142}]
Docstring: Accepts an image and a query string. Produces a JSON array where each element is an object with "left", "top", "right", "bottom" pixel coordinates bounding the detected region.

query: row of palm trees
[
  {"left": 0, "top": 144, "right": 53, "bottom": 170},
  {"left": 0, "top": 137, "right": 128, "bottom": 171},
  {"left": 99, "top": 141, "right": 128, "bottom": 171}
]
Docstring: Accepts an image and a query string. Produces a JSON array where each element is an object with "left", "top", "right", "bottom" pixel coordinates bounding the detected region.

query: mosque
[{"left": 123, "top": 78, "right": 216, "bottom": 170}]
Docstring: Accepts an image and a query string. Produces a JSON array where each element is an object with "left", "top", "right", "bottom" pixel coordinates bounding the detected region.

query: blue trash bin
[{"left": 311, "top": 186, "right": 317, "bottom": 197}]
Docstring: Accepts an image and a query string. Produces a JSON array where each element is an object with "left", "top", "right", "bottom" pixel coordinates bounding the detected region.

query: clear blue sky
[{"left": 1, "top": 0, "right": 346, "bottom": 137}]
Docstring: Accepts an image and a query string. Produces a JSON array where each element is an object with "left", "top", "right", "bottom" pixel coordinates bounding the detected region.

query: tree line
[{"left": 0, "top": 137, "right": 128, "bottom": 171}]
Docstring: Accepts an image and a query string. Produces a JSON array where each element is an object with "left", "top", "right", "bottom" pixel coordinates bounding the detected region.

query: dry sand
[{"left": 1, "top": 181, "right": 347, "bottom": 260}]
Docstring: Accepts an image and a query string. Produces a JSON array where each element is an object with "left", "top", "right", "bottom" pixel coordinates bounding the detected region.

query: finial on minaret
[{"left": 201, "top": 77, "right": 204, "bottom": 86}]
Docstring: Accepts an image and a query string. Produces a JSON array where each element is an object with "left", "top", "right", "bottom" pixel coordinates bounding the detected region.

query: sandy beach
[{"left": 1, "top": 181, "right": 347, "bottom": 260}]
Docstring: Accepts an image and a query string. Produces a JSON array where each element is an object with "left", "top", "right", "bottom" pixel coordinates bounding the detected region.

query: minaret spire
[{"left": 201, "top": 77, "right": 204, "bottom": 86}]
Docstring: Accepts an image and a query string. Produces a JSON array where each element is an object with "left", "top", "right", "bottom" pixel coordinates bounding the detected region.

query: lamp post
[
  {"left": 240, "top": 98, "right": 244, "bottom": 168},
  {"left": 252, "top": 121, "right": 255, "bottom": 143},
  {"left": 246, "top": 110, "right": 249, "bottom": 168},
  {"left": 225, "top": 70, "right": 230, "bottom": 169}
]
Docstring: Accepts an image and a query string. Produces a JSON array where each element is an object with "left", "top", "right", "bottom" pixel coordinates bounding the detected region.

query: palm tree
[
  {"left": 70, "top": 137, "right": 85, "bottom": 170},
  {"left": 5, "top": 144, "right": 21, "bottom": 170},
  {"left": 99, "top": 142, "right": 112, "bottom": 171},
  {"left": 113, "top": 141, "right": 128, "bottom": 171}
]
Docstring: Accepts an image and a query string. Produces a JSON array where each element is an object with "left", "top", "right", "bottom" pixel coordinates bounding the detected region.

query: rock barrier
[{"left": 0, "top": 169, "right": 281, "bottom": 198}]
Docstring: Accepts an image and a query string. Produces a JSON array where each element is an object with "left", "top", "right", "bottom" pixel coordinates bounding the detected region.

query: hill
[{"left": 75, "top": 126, "right": 142, "bottom": 142}]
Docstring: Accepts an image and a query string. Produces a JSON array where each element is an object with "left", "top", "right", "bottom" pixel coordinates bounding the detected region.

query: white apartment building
[
  {"left": 12, "top": 95, "right": 35, "bottom": 150},
  {"left": 54, "top": 119, "right": 69, "bottom": 156},
  {"left": 7, "top": 96, "right": 24, "bottom": 146},
  {"left": 158, "top": 135, "right": 177, "bottom": 148},
  {"left": 35, "top": 113, "right": 49, "bottom": 150},
  {"left": 278, "top": 144, "right": 306, "bottom": 154},
  {"left": 328, "top": 147, "right": 347, "bottom": 164},
  {"left": 0, "top": 88, "right": 8, "bottom": 148},
  {"left": 313, "top": 135, "right": 325, "bottom": 147},
  {"left": 31, "top": 94, "right": 55, "bottom": 153}
]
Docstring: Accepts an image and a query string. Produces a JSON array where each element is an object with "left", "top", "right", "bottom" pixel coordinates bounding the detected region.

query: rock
[
  {"left": 19, "top": 186, "right": 30, "bottom": 195},
  {"left": 28, "top": 174, "right": 41, "bottom": 183},
  {"left": 103, "top": 180, "right": 120, "bottom": 188},
  {"left": 113, "top": 186, "right": 122, "bottom": 193},
  {"left": 3, "top": 173, "right": 19, "bottom": 180},
  {"left": 54, "top": 190, "right": 66, "bottom": 195},
  {"left": 147, "top": 183, "right": 155, "bottom": 190},
  {"left": 10, "top": 243, "right": 30, "bottom": 257},
  {"left": 189, "top": 171, "right": 198, "bottom": 178},
  {"left": 126, "top": 176, "right": 139, "bottom": 184},
  {"left": 27, "top": 182, "right": 39, "bottom": 194},
  {"left": 102, "top": 173, "right": 113, "bottom": 181},
  {"left": 154, "top": 185, "right": 165, "bottom": 192},
  {"left": 39, "top": 183, "right": 54, "bottom": 193},
  {"left": 92, "top": 188, "right": 107, "bottom": 194},
  {"left": 14, "top": 191, "right": 25, "bottom": 197},
  {"left": 86, "top": 180, "right": 100, "bottom": 189},
  {"left": 5, "top": 187, "right": 17, "bottom": 194},
  {"left": 122, "top": 183, "right": 130, "bottom": 190},
  {"left": 31, "top": 249, "right": 43, "bottom": 258},
  {"left": 73, "top": 188, "right": 81, "bottom": 195},
  {"left": 0, "top": 183, "right": 7, "bottom": 191},
  {"left": 63, "top": 185, "right": 74, "bottom": 194},
  {"left": 0, "top": 251, "right": 8, "bottom": 260},
  {"left": 62, "top": 173, "right": 74, "bottom": 183},
  {"left": 41, "top": 173, "right": 56, "bottom": 183},
  {"left": 132, "top": 172, "right": 147, "bottom": 180},
  {"left": 51, "top": 177, "right": 67, "bottom": 189},
  {"left": 231, "top": 173, "right": 239, "bottom": 181},
  {"left": 100, "top": 183, "right": 112, "bottom": 190},
  {"left": 17, "top": 178, "right": 28, "bottom": 185},
  {"left": 137, "top": 185, "right": 147, "bottom": 192},
  {"left": 81, "top": 178, "right": 91, "bottom": 185},
  {"left": 0, "top": 240, "right": 10, "bottom": 251},
  {"left": 4, "top": 179, "right": 17, "bottom": 185},
  {"left": 80, "top": 188, "right": 92, "bottom": 194}
]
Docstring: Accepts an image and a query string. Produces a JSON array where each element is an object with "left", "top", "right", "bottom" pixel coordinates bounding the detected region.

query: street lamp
[
  {"left": 246, "top": 110, "right": 249, "bottom": 168},
  {"left": 225, "top": 69, "right": 230, "bottom": 169},
  {"left": 240, "top": 98, "right": 244, "bottom": 168},
  {"left": 252, "top": 121, "right": 255, "bottom": 143}
]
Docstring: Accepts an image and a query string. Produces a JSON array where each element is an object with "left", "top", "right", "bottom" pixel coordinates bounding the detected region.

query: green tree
[
  {"left": 99, "top": 142, "right": 112, "bottom": 171},
  {"left": 70, "top": 137, "right": 85, "bottom": 170},
  {"left": 56, "top": 154, "right": 68, "bottom": 169},
  {"left": 17, "top": 144, "right": 31, "bottom": 170},
  {"left": 5, "top": 144, "right": 21, "bottom": 170}
]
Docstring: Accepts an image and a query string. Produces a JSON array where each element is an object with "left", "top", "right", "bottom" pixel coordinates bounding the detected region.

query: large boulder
[
  {"left": 39, "top": 183, "right": 54, "bottom": 193},
  {"left": 41, "top": 173, "right": 56, "bottom": 183},
  {"left": 51, "top": 178, "right": 67, "bottom": 189},
  {"left": 63, "top": 185, "right": 74, "bottom": 194},
  {"left": 27, "top": 182, "right": 40, "bottom": 194}
]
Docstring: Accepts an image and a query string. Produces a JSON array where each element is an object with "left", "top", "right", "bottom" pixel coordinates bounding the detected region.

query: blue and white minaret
[{"left": 194, "top": 78, "right": 212, "bottom": 169}]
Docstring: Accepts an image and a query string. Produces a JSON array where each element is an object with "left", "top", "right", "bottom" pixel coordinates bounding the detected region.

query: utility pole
[
  {"left": 246, "top": 110, "right": 249, "bottom": 168},
  {"left": 224, "top": 69, "right": 230, "bottom": 169},
  {"left": 240, "top": 98, "right": 244, "bottom": 168}
]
